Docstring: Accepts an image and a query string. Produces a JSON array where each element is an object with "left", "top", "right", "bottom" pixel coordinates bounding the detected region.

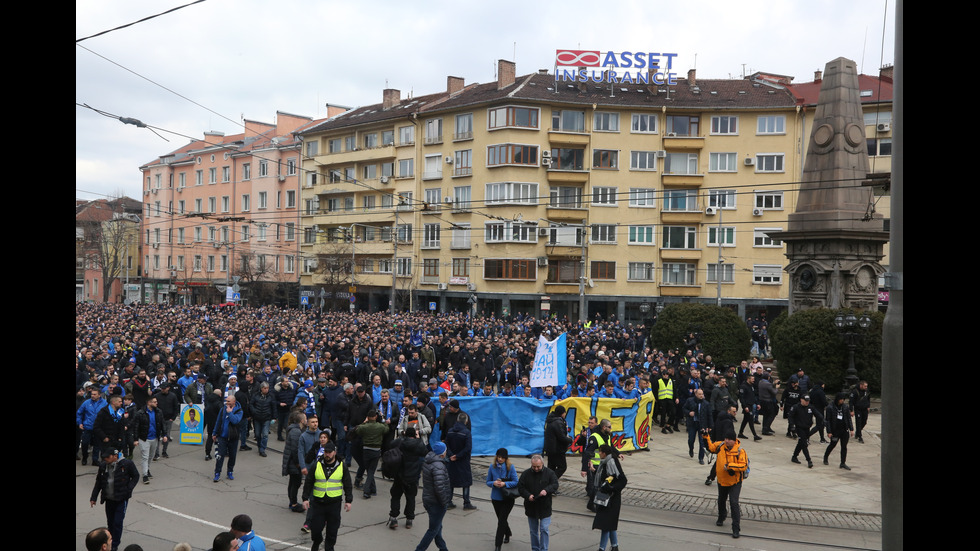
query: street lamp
[{"left": 833, "top": 312, "right": 872, "bottom": 388}]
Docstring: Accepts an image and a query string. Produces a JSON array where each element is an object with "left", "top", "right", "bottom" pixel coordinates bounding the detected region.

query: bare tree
[
  {"left": 312, "top": 242, "right": 354, "bottom": 311},
  {"left": 81, "top": 212, "right": 139, "bottom": 303}
]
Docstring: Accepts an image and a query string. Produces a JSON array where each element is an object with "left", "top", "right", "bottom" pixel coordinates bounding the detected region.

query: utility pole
[{"left": 579, "top": 219, "right": 587, "bottom": 323}]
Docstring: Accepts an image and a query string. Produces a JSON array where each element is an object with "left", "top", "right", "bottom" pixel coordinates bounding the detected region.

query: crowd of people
[{"left": 77, "top": 302, "right": 868, "bottom": 550}]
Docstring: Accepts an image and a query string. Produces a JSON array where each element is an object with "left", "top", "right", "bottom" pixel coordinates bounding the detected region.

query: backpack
[{"left": 381, "top": 442, "right": 403, "bottom": 479}]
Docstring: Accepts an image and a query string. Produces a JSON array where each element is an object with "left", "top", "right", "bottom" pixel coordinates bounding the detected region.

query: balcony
[
  {"left": 314, "top": 144, "right": 395, "bottom": 165},
  {"left": 661, "top": 173, "right": 704, "bottom": 186},
  {"left": 548, "top": 131, "right": 590, "bottom": 146},
  {"left": 660, "top": 209, "right": 703, "bottom": 224},
  {"left": 659, "top": 284, "right": 701, "bottom": 297},
  {"left": 660, "top": 248, "right": 702, "bottom": 261},
  {"left": 662, "top": 136, "right": 704, "bottom": 150}
]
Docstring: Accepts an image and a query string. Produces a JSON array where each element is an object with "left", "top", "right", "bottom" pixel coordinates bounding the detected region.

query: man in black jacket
[
  {"left": 90, "top": 449, "right": 140, "bottom": 551},
  {"left": 789, "top": 395, "right": 825, "bottom": 468},
  {"left": 737, "top": 375, "right": 762, "bottom": 441},
  {"left": 133, "top": 395, "right": 167, "bottom": 484},
  {"left": 519, "top": 455, "right": 559, "bottom": 551},
  {"left": 387, "top": 426, "right": 427, "bottom": 530},
  {"left": 543, "top": 406, "right": 573, "bottom": 480},
  {"left": 302, "top": 441, "right": 353, "bottom": 551},
  {"left": 824, "top": 392, "right": 854, "bottom": 470},
  {"left": 250, "top": 381, "right": 275, "bottom": 457},
  {"left": 93, "top": 395, "right": 129, "bottom": 460}
]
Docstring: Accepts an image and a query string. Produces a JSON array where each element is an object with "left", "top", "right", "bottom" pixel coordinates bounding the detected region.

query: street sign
[
  {"left": 300, "top": 296, "right": 309, "bottom": 305},
  {"left": 350, "top": 296, "right": 357, "bottom": 304},
  {"left": 429, "top": 302, "right": 436, "bottom": 311},
  {"left": 349, "top": 286, "right": 357, "bottom": 293}
]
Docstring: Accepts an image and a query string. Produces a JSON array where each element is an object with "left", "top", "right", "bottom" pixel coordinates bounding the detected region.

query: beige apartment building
[{"left": 296, "top": 61, "right": 892, "bottom": 321}]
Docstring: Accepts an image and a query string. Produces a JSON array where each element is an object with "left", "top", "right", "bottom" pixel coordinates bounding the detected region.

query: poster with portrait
[{"left": 179, "top": 404, "right": 205, "bottom": 444}]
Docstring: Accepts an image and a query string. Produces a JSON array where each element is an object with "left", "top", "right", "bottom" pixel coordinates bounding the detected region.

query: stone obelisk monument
[{"left": 775, "top": 58, "right": 888, "bottom": 314}]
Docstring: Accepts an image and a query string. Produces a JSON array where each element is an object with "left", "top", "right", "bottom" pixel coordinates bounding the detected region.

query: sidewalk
[{"left": 473, "top": 406, "right": 882, "bottom": 532}]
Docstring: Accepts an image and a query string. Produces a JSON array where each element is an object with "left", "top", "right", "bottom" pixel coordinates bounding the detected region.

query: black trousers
[
  {"left": 288, "top": 473, "right": 303, "bottom": 506},
  {"left": 739, "top": 409, "right": 758, "bottom": 438},
  {"left": 793, "top": 427, "right": 814, "bottom": 461},
  {"left": 389, "top": 475, "right": 419, "bottom": 519},
  {"left": 717, "top": 482, "right": 742, "bottom": 532},
  {"left": 824, "top": 432, "right": 849, "bottom": 465},
  {"left": 546, "top": 452, "right": 567, "bottom": 480},
  {"left": 491, "top": 498, "right": 515, "bottom": 547},
  {"left": 309, "top": 497, "right": 342, "bottom": 551}
]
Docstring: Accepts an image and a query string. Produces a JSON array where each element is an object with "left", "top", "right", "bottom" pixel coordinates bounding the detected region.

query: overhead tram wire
[{"left": 76, "top": 0, "right": 208, "bottom": 43}]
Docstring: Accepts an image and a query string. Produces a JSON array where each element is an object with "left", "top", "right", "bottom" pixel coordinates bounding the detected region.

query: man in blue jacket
[
  {"left": 213, "top": 395, "right": 243, "bottom": 482},
  {"left": 77, "top": 386, "right": 107, "bottom": 465}
]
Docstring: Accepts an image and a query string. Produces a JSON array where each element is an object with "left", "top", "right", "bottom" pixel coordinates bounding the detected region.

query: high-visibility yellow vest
[
  {"left": 312, "top": 460, "right": 344, "bottom": 498},
  {"left": 590, "top": 433, "right": 608, "bottom": 466},
  {"left": 657, "top": 378, "right": 674, "bottom": 400}
]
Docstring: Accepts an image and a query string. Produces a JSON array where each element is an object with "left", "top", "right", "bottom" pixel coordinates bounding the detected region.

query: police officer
[
  {"left": 581, "top": 418, "right": 612, "bottom": 512},
  {"left": 656, "top": 370, "right": 676, "bottom": 433},
  {"left": 824, "top": 392, "right": 854, "bottom": 470},
  {"left": 302, "top": 441, "right": 353, "bottom": 551},
  {"left": 789, "top": 395, "right": 824, "bottom": 468}
]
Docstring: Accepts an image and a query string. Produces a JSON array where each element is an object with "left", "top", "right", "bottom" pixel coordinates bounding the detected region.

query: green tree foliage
[
  {"left": 650, "top": 304, "right": 751, "bottom": 365},
  {"left": 769, "top": 308, "right": 883, "bottom": 393}
]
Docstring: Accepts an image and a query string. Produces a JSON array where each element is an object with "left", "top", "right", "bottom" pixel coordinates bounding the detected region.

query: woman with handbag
[
  {"left": 592, "top": 444, "right": 627, "bottom": 551},
  {"left": 486, "top": 447, "right": 519, "bottom": 551}
]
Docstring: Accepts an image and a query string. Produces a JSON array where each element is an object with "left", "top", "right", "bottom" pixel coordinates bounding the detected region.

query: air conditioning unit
[
  {"left": 655, "top": 150, "right": 667, "bottom": 158},
  {"left": 445, "top": 156, "right": 454, "bottom": 164},
  {"left": 876, "top": 122, "right": 891, "bottom": 132},
  {"left": 537, "top": 256, "right": 548, "bottom": 267},
  {"left": 744, "top": 158, "right": 755, "bottom": 166},
  {"left": 752, "top": 207, "right": 764, "bottom": 216},
  {"left": 214, "top": 242, "right": 222, "bottom": 248},
  {"left": 144, "top": 190, "right": 150, "bottom": 196},
  {"left": 152, "top": 243, "right": 159, "bottom": 249},
  {"left": 177, "top": 187, "right": 183, "bottom": 193},
  {"left": 705, "top": 206, "right": 718, "bottom": 215},
  {"left": 278, "top": 175, "right": 286, "bottom": 182},
  {"left": 467, "top": 283, "right": 477, "bottom": 291},
  {"left": 152, "top": 188, "right": 159, "bottom": 194},
  {"left": 380, "top": 176, "right": 389, "bottom": 184},
  {"left": 542, "top": 157, "right": 553, "bottom": 167},
  {"left": 437, "top": 283, "right": 448, "bottom": 290},
  {"left": 666, "top": 132, "right": 677, "bottom": 137},
  {"left": 538, "top": 228, "right": 550, "bottom": 237}
]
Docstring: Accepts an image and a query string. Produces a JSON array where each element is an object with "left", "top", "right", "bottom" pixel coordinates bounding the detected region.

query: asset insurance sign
[{"left": 555, "top": 49, "right": 679, "bottom": 85}]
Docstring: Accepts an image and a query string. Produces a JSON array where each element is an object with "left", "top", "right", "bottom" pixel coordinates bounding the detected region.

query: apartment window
[
  {"left": 154, "top": 228, "right": 161, "bottom": 243},
  {"left": 208, "top": 197, "right": 217, "bottom": 213},
  {"left": 398, "top": 158, "right": 414, "bottom": 177},
  {"left": 753, "top": 265, "right": 782, "bottom": 284},
  {"left": 196, "top": 170, "right": 203, "bottom": 186},
  {"left": 344, "top": 136, "right": 356, "bottom": 151},
  {"left": 864, "top": 110, "right": 892, "bottom": 126},
  {"left": 663, "top": 189, "right": 697, "bottom": 211},
  {"left": 221, "top": 255, "right": 228, "bottom": 272},
  {"left": 628, "top": 188, "right": 656, "bottom": 207},
  {"left": 757, "top": 115, "right": 786, "bottom": 135},
  {"left": 709, "top": 152, "right": 738, "bottom": 172},
  {"left": 364, "top": 133, "right": 378, "bottom": 148},
  {"left": 452, "top": 258, "right": 470, "bottom": 278},
  {"left": 258, "top": 160, "right": 268, "bottom": 177},
  {"left": 707, "top": 226, "right": 736, "bottom": 247},
  {"left": 381, "top": 194, "right": 394, "bottom": 209},
  {"left": 258, "top": 191, "right": 268, "bottom": 209},
  {"left": 242, "top": 163, "right": 251, "bottom": 180},
  {"left": 592, "top": 186, "right": 617, "bottom": 206},
  {"left": 755, "top": 191, "right": 784, "bottom": 210},
  {"left": 662, "top": 263, "right": 696, "bottom": 285},
  {"left": 708, "top": 189, "right": 735, "bottom": 209},
  {"left": 423, "top": 223, "right": 441, "bottom": 248},
  {"left": 628, "top": 225, "right": 655, "bottom": 244},
  {"left": 552, "top": 110, "right": 585, "bottom": 132},
  {"left": 425, "top": 119, "right": 443, "bottom": 144},
  {"left": 547, "top": 225, "right": 582, "bottom": 246},
  {"left": 177, "top": 256, "right": 185, "bottom": 271},
  {"left": 208, "top": 226, "right": 217, "bottom": 242},
  {"left": 666, "top": 115, "right": 699, "bottom": 136},
  {"left": 194, "top": 227, "right": 202, "bottom": 242},
  {"left": 287, "top": 158, "right": 296, "bottom": 175},
  {"left": 178, "top": 173, "right": 186, "bottom": 188},
  {"left": 376, "top": 259, "right": 391, "bottom": 274},
  {"left": 424, "top": 188, "right": 441, "bottom": 210},
  {"left": 396, "top": 223, "right": 412, "bottom": 242},
  {"left": 307, "top": 141, "right": 319, "bottom": 156},
  {"left": 286, "top": 190, "right": 296, "bottom": 208},
  {"left": 381, "top": 130, "right": 394, "bottom": 146},
  {"left": 304, "top": 227, "right": 316, "bottom": 244},
  {"left": 285, "top": 223, "right": 295, "bottom": 241},
  {"left": 550, "top": 148, "right": 585, "bottom": 170},
  {"left": 754, "top": 228, "right": 783, "bottom": 247},
  {"left": 592, "top": 149, "right": 619, "bottom": 169},
  {"left": 710, "top": 116, "right": 738, "bottom": 135},
  {"left": 631, "top": 113, "right": 658, "bottom": 133},
  {"left": 664, "top": 152, "right": 698, "bottom": 174},
  {"left": 485, "top": 182, "right": 537, "bottom": 205},
  {"left": 484, "top": 259, "right": 536, "bottom": 280},
  {"left": 756, "top": 154, "right": 785, "bottom": 173},
  {"left": 258, "top": 224, "right": 267, "bottom": 241},
  {"left": 594, "top": 112, "right": 619, "bottom": 131},
  {"left": 454, "top": 150, "right": 472, "bottom": 176},
  {"left": 344, "top": 167, "right": 356, "bottom": 181},
  {"left": 422, "top": 259, "right": 440, "bottom": 283},
  {"left": 455, "top": 113, "right": 474, "bottom": 140},
  {"left": 222, "top": 166, "right": 230, "bottom": 182},
  {"left": 206, "top": 255, "right": 215, "bottom": 272},
  {"left": 868, "top": 138, "right": 892, "bottom": 157},
  {"left": 453, "top": 186, "right": 471, "bottom": 210},
  {"left": 285, "top": 255, "right": 295, "bottom": 274},
  {"left": 221, "top": 196, "right": 230, "bottom": 213},
  {"left": 241, "top": 225, "right": 249, "bottom": 242},
  {"left": 487, "top": 106, "right": 539, "bottom": 130},
  {"left": 178, "top": 200, "right": 186, "bottom": 214},
  {"left": 547, "top": 259, "right": 581, "bottom": 283},
  {"left": 363, "top": 195, "right": 376, "bottom": 211},
  {"left": 630, "top": 151, "right": 657, "bottom": 171},
  {"left": 399, "top": 126, "right": 414, "bottom": 145},
  {"left": 178, "top": 228, "right": 185, "bottom": 244},
  {"left": 487, "top": 222, "right": 536, "bottom": 243},
  {"left": 241, "top": 194, "right": 250, "bottom": 211},
  {"left": 193, "top": 255, "right": 202, "bottom": 272},
  {"left": 381, "top": 162, "right": 394, "bottom": 178},
  {"left": 423, "top": 155, "right": 443, "bottom": 180},
  {"left": 154, "top": 201, "right": 161, "bottom": 217},
  {"left": 707, "top": 263, "right": 734, "bottom": 283},
  {"left": 590, "top": 225, "right": 616, "bottom": 244},
  {"left": 487, "top": 144, "right": 538, "bottom": 166},
  {"left": 451, "top": 224, "right": 471, "bottom": 248},
  {"left": 329, "top": 138, "right": 342, "bottom": 153},
  {"left": 550, "top": 186, "right": 583, "bottom": 208},
  {"left": 303, "top": 258, "right": 318, "bottom": 274},
  {"left": 363, "top": 164, "right": 377, "bottom": 180},
  {"left": 662, "top": 226, "right": 697, "bottom": 249},
  {"left": 590, "top": 261, "right": 616, "bottom": 280},
  {"left": 396, "top": 258, "right": 412, "bottom": 276},
  {"left": 628, "top": 262, "right": 655, "bottom": 281},
  {"left": 396, "top": 192, "right": 413, "bottom": 211}
]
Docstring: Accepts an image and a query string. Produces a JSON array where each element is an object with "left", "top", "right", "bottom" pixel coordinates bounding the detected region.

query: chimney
[
  {"left": 383, "top": 89, "right": 400, "bottom": 110},
  {"left": 879, "top": 64, "right": 893, "bottom": 82},
  {"left": 497, "top": 60, "right": 516, "bottom": 90},
  {"left": 687, "top": 69, "right": 696, "bottom": 86},
  {"left": 814, "top": 69, "right": 822, "bottom": 81},
  {"left": 648, "top": 68, "right": 658, "bottom": 94},
  {"left": 447, "top": 76, "right": 464, "bottom": 96}
]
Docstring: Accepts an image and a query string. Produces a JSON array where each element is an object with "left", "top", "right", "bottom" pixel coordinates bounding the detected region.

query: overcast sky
[{"left": 76, "top": 0, "right": 896, "bottom": 201}]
